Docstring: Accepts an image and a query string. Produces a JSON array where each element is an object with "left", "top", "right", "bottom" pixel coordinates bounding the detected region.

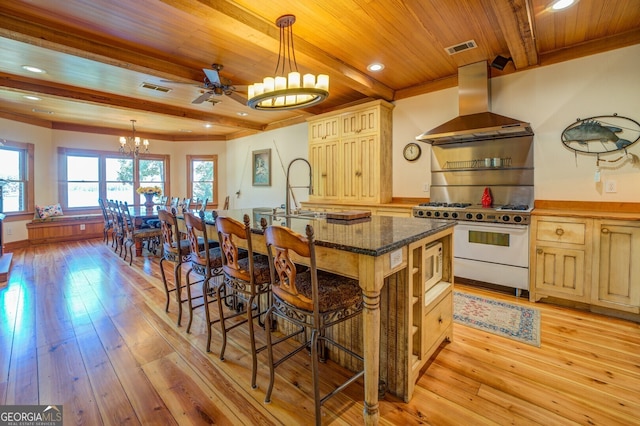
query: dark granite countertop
[{"left": 204, "top": 208, "right": 455, "bottom": 257}]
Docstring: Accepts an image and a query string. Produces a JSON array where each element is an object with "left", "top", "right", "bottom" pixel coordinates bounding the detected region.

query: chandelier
[
  {"left": 247, "top": 15, "right": 329, "bottom": 111},
  {"left": 119, "top": 119, "right": 149, "bottom": 157}
]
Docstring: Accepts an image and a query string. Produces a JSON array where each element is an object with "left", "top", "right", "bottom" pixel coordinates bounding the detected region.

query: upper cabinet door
[
  {"left": 341, "top": 108, "right": 378, "bottom": 137},
  {"left": 309, "top": 117, "right": 340, "bottom": 142}
]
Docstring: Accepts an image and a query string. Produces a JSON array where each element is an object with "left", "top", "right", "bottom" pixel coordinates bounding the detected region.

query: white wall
[
  {"left": 224, "top": 123, "right": 309, "bottom": 210},
  {"left": 393, "top": 44, "right": 640, "bottom": 201},
  {"left": 2, "top": 44, "right": 639, "bottom": 244}
]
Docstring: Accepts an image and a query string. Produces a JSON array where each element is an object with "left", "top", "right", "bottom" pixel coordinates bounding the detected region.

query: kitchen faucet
[{"left": 285, "top": 158, "right": 313, "bottom": 216}]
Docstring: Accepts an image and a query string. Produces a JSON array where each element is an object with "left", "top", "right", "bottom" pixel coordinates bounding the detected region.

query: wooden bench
[{"left": 27, "top": 214, "right": 104, "bottom": 245}]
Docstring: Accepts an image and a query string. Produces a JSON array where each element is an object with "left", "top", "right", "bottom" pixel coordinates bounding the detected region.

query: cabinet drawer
[
  {"left": 537, "top": 220, "right": 586, "bottom": 245},
  {"left": 422, "top": 291, "right": 452, "bottom": 355}
]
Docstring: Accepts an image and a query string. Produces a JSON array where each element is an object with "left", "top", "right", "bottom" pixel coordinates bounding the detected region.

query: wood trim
[
  {"left": 390, "top": 197, "right": 429, "bottom": 205},
  {"left": 5, "top": 239, "right": 30, "bottom": 251},
  {"left": 534, "top": 200, "right": 640, "bottom": 213}
]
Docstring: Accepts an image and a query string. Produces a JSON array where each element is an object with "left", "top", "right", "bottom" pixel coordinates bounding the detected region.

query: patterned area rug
[{"left": 453, "top": 291, "right": 541, "bottom": 347}]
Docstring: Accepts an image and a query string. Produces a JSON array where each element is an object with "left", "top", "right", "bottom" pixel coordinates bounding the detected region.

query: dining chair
[
  {"left": 181, "top": 198, "right": 192, "bottom": 213},
  {"left": 120, "top": 201, "right": 163, "bottom": 266},
  {"left": 98, "top": 197, "right": 113, "bottom": 245},
  {"left": 215, "top": 213, "right": 271, "bottom": 389},
  {"left": 107, "top": 199, "right": 124, "bottom": 255},
  {"left": 158, "top": 207, "right": 192, "bottom": 325},
  {"left": 263, "top": 224, "right": 364, "bottom": 425},
  {"left": 193, "top": 197, "right": 208, "bottom": 213},
  {"left": 183, "top": 211, "right": 224, "bottom": 336}
]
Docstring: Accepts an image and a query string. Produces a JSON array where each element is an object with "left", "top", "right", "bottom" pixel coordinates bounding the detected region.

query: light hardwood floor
[{"left": 1, "top": 239, "right": 639, "bottom": 425}]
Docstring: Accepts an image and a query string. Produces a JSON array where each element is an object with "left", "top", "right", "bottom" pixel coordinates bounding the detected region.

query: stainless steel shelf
[{"left": 443, "top": 157, "right": 512, "bottom": 170}]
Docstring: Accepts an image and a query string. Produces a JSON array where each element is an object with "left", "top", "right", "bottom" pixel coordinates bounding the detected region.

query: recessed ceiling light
[
  {"left": 22, "top": 65, "right": 46, "bottom": 73},
  {"left": 237, "top": 112, "right": 248, "bottom": 117},
  {"left": 179, "top": 129, "right": 193, "bottom": 133},
  {"left": 367, "top": 63, "right": 385, "bottom": 72},
  {"left": 23, "top": 95, "right": 41, "bottom": 101},
  {"left": 551, "top": 0, "right": 575, "bottom": 10},
  {"left": 32, "top": 108, "right": 53, "bottom": 114},
  {"left": 204, "top": 124, "right": 213, "bottom": 128}
]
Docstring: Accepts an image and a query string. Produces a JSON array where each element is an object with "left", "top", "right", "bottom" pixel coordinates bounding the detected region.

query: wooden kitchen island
[{"left": 202, "top": 209, "right": 455, "bottom": 424}]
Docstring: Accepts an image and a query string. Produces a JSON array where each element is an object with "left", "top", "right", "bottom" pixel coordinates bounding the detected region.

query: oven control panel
[{"left": 412, "top": 206, "right": 530, "bottom": 225}]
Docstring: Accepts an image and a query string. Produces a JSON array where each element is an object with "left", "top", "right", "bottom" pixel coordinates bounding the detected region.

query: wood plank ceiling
[{"left": 0, "top": 0, "right": 639, "bottom": 141}]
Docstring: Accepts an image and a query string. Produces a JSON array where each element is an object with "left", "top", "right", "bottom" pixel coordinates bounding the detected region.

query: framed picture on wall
[{"left": 252, "top": 149, "right": 271, "bottom": 186}]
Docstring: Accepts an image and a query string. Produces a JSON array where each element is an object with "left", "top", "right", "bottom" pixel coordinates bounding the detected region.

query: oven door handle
[{"left": 455, "top": 222, "right": 529, "bottom": 232}]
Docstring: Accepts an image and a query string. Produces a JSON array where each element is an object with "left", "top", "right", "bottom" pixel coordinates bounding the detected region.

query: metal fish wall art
[{"left": 561, "top": 114, "right": 640, "bottom": 154}]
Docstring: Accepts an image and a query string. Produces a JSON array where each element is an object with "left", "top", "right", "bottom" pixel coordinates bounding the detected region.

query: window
[
  {"left": 58, "top": 148, "right": 169, "bottom": 211},
  {"left": 0, "top": 140, "right": 34, "bottom": 217},
  {"left": 187, "top": 155, "right": 218, "bottom": 207}
]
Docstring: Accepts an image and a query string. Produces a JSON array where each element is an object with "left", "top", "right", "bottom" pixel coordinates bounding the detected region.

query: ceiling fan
[{"left": 164, "top": 64, "right": 247, "bottom": 105}]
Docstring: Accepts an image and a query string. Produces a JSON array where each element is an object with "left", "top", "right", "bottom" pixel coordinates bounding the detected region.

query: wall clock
[{"left": 403, "top": 142, "right": 422, "bottom": 161}]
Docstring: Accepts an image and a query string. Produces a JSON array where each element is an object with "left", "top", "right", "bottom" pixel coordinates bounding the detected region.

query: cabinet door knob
[
  {"left": 438, "top": 316, "right": 443, "bottom": 324},
  {"left": 555, "top": 228, "right": 564, "bottom": 236},
  {"left": 601, "top": 228, "right": 610, "bottom": 234},
  {"left": 537, "top": 248, "right": 543, "bottom": 254}
]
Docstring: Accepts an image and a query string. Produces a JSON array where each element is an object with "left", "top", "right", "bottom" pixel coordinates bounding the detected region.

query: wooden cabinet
[
  {"left": 531, "top": 216, "right": 592, "bottom": 302},
  {"left": 339, "top": 135, "right": 380, "bottom": 201},
  {"left": 307, "top": 100, "right": 393, "bottom": 204},
  {"left": 309, "top": 116, "right": 339, "bottom": 142},
  {"left": 592, "top": 220, "right": 640, "bottom": 313},
  {"left": 531, "top": 214, "right": 640, "bottom": 316},
  {"left": 341, "top": 107, "right": 378, "bottom": 136},
  {"left": 309, "top": 139, "right": 339, "bottom": 199},
  {"left": 404, "top": 238, "right": 453, "bottom": 401}
]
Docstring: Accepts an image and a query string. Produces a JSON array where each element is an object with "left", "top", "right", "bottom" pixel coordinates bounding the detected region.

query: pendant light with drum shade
[{"left": 247, "top": 15, "right": 329, "bottom": 111}]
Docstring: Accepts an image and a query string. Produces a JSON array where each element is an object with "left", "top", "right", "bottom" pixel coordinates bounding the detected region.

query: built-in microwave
[{"left": 424, "top": 242, "right": 443, "bottom": 294}]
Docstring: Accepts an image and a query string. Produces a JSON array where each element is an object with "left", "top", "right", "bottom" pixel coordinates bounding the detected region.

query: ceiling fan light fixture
[
  {"left": 119, "top": 119, "right": 149, "bottom": 157},
  {"left": 247, "top": 15, "right": 329, "bottom": 111}
]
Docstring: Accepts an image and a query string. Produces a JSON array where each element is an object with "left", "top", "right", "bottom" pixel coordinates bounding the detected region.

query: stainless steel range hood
[{"left": 416, "top": 61, "right": 533, "bottom": 145}]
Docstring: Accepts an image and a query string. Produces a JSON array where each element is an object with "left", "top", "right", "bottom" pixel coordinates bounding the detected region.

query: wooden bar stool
[
  {"left": 158, "top": 207, "right": 191, "bottom": 325},
  {"left": 215, "top": 213, "right": 271, "bottom": 389},
  {"left": 183, "top": 211, "right": 224, "bottom": 339},
  {"left": 263, "top": 224, "right": 364, "bottom": 426}
]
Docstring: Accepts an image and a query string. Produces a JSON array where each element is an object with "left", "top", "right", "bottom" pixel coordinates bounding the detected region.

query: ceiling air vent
[
  {"left": 445, "top": 40, "right": 477, "bottom": 55},
  {"left": 140, "top": 82, "right": 172, "bottom": 93}
]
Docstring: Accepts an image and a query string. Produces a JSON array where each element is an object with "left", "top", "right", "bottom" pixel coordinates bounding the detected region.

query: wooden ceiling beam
[
  {"left": 489, "top": 0, "right": 538, "bottom": 69},
  {"left": 0, "top": 72, "right": 265, "bottom": 131},
  {"left": 0, "top": 13, "right": 203, "bottom": 82}
]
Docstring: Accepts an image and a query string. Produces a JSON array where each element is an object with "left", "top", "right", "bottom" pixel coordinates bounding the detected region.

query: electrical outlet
[
  {"left": 423, "top": 182, "right": 430, "bottom": 192},
  {"left": 605, "top": 180, "right": 617, "bottom": 193},
  {"left": 80, "top": 224, "right": 86, "bottom": 230},
  {"left": 5, "top": 226, "right": 12, "bottom": 235}
]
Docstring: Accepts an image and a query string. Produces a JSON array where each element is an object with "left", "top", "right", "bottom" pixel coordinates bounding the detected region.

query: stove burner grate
[{"left": 419, "top": 202, "right": 472, "bottom": 208}]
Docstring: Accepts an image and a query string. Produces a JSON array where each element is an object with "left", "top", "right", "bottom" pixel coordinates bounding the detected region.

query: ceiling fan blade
[
  {"left": 227, "top": 91, "right": 248, "bottom": 106},
  {"left": 192, "top": 92, "right": 213, "bottom": 104},
  {"left": 202, "top": 68, "right": 221, "bottom": 85}
]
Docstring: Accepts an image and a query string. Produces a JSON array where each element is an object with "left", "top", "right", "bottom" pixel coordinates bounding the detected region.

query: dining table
[{"left": 184, "top": 208, "right": 455, "bottom": 425}]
